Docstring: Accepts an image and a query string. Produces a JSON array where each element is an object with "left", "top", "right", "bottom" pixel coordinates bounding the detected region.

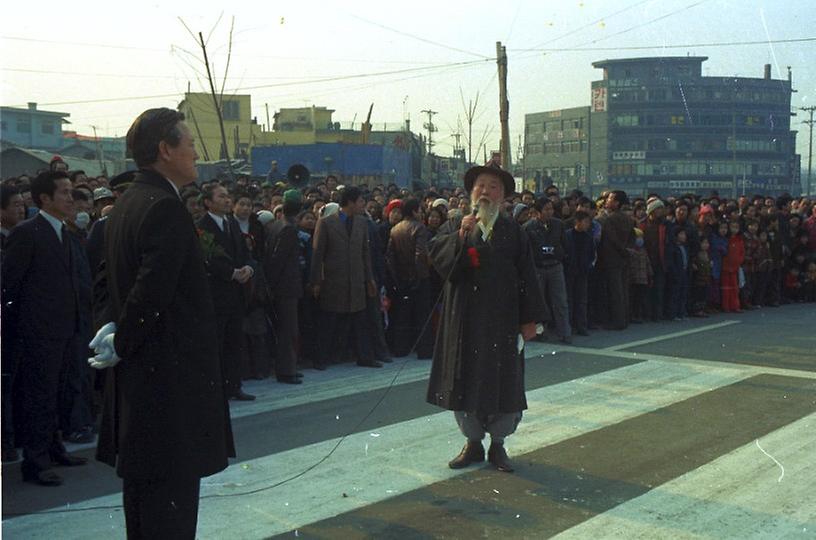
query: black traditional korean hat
[{"left": 463, "top": 160, "right": 515, "bottom": 195}]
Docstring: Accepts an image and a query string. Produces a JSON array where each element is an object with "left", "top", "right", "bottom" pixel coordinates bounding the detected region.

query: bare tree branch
[
  {"left": 218, "top": 16, "right": 235, "bottom": 108},
  {"left": 206, "top": 11, "right": 224, "bottom": 46}
]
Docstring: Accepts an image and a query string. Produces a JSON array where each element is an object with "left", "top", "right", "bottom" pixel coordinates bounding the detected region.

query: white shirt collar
[
  {"left": 478, "top": 210, "right": 499, "bottom": 241},
  {"left": 39, "top": 209, "right": 65, "bottom": 241},
  {"left": 164, "top": 177, "right": 181, "bottom": 199},
  {"left": 208, "top": 211, "right": 226, "bottom": 231}
]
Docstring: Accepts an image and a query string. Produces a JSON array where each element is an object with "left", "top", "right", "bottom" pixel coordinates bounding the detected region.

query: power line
[
  {"left": 19, "top": 59, "right": 490, "bottom": 108},
  {"left": 341, "top": 12, "right": 491, "bottom": 59},
  {"left": 522, "top": 0, "right": 654, "bottom": 51},
  {"left": 568, "top": 0, "right": 712, "bottom": 48},
  {"left": 512, "top": 36, "right": 816, "bottom": 53}
]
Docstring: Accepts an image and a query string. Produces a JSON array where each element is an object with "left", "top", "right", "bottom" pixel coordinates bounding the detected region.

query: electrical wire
[
  {"left": 2, "top": 215, "right": 484, "bottom": 518},
  {"left": 512, "top": 36, "right": 816, "bottom": 53}
]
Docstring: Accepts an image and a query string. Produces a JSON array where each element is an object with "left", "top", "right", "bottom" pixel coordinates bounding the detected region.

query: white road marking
[{"left": 601, "top": 320, "right": 741, "bottom": 351}]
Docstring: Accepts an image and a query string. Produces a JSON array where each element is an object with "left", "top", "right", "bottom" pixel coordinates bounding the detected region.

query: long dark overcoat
[
  {"left": 309, "top": 212, "right": 372, "bottom": 313},
  {"left": 426, "top": 213, "right": 546, "bottom": 415},
  {"left": 96, "top": 169, "right": 235, "bottom": 480}
]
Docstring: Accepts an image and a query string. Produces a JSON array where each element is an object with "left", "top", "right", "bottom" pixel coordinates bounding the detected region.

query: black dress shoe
[
  {"left": 488, "top": 443, "right": 514, "bottom": 473},
  {"left": 51, "top": 452, "right": 88, "bottom": 467},
  {"left": 576, "top": 329, "right": 589, "bottom": 336},
  {"left": 295, "top": 372, "right": 304, "bottom": 377},
  {"left": 230, "top": 390, "right": 256, "bottom": 401},
  {"left": 448, "top": 441, "right": 485, "bottom": 469},
  {"left": 312, "top": 363, "right": 327, "bottom": 371},
  {"left": 22, "top": 466, "right": 63, "bottom": 486},
  {"left": 357, "top": 360, "right": 383, "bottom": 368},
  {"left": 277, "top": 375, "right": 302, "bottom": 385}
]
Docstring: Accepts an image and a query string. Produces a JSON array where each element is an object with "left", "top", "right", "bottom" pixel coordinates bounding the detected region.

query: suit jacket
[
  {"left": 196, "top": 213, "right": 252, "bottom": 316},
  {"left": 1, "top": 213, "right": 78, "bottom": 341},
  {"left": 263, "top": 217, "right": 303, "bottom": 298},
  {"left": 598, "top": 210, "right": 635, "bottom": 270},
  {"left": 97, "top": 169, "right": 234, "bottom": 480},
  {"left": 309, "top": 212, "right": 373, "bottom": 313}
]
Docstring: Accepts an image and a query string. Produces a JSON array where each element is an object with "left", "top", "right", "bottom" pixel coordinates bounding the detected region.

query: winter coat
[
  {"left": 723, "top": 234, "right": 745, "bottom": 274},
  {"left": 426, "top": 213, "right": 546, "bottom": 414},
  {"left": 627, "top": 247, "right": 653, "bottom": 285}
]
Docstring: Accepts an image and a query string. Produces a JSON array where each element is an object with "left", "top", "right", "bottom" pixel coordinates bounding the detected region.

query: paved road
[{"left": 3, "top": 303, "right": 815, "bottom": 539}]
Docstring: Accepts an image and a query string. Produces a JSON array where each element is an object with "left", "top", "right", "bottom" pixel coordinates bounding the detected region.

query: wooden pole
[
  {"left": 198, "top": 31, "right": 235, "bottom": 184},
  {"left": 496, "top": 41, "right": 511, "bottom": 169}
]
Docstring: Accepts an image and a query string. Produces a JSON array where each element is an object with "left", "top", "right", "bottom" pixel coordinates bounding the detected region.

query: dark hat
[
  {"left": 463, "top": 160, "right": 515, "bottom": 195},
  {"left": 110, "top": 170, "right": 137, "bottom": 191}
]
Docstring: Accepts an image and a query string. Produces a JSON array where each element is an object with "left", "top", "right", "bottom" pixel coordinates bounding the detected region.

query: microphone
[{"left": 471, "top": 202, "right": 479, "bottom": 217}]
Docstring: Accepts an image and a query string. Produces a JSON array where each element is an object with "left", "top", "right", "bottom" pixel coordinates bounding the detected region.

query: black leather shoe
[
  {"left": 51, "top": 452, "right": 88, "bottom": 467},
  {"left": 230, "top": 390, "right": 256, "bottom": 401},
  {"left": 488, "top": 443, "right": 514, "bottom": 473},
  {"left": 277, "top": 375, "right": 302, "bottom": 385},
  {"left": 295, "top": 372, "right": 304, "bottom": 377},
  {"left": 357, "top": 360, "right": 383, "bottom": 368},
  {"left": 312, "top": 363, "right": 327, "bottom": 371},
  {"left": 448, "top": 441, "right": 485, "bottom": 469},
  {"left": 576, "top": 329, "right": 589, "bottom": 336},
  {"left": 22, "top": 466, "right": 63, "bottom": 486}
]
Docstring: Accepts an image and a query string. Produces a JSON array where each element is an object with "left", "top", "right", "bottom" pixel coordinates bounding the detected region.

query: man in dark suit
[
  {"left": 598, "top": 190, "right": 635, "bottom": 330},
  {"left": 197, "top": 182, "right": 256, "bottom": 401},
  {"left": 91, "top": 108, "right": 235, "bottom": 539},
  {"left": 1, "top": 170, "right": 88, "bottom": 486},
  {"left": 263, "top": 189, "right": 305, "bottom": 384}
]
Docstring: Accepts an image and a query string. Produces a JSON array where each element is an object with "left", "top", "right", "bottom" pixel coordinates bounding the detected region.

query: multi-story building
[
  {"left": 0, "top": 103, "right": 70, "bottom": 151},
  {"left": 177, "top": 92, "right": 262, "bottom": 161},
  {"left": 524, "top": 56, "right": 799, "bottom": 197},
  {"left": 524, "top": 106, "right": 590, "bottom": 194}
]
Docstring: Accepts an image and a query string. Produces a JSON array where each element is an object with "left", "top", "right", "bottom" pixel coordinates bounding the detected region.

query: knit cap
[{"left": 646, "top": 199, "right": 665, "bottom": 215}]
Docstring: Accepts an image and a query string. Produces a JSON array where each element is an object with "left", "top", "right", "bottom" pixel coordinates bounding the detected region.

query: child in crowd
[
  {"left": 708, "top": 221, "right": 729, "bottom": 312},
  {"left": 668, "top": 228, "right": 690, "bottom": 320},
  {"left": 627, "top": 228, "right": 652, "bottom": 323},
  {"left": 803, "top": 261, "right": 816, "bottom": 302},
  {"left": 752, "top": 229, "right": 772, "bottom": 307},
  {"left": 691, "top": 237, "right": 712, "bottom": 317},
  {"left": 564, "top": 210, "right": 595, "bottom": 336},
  {"left": 765, "top": 216, "right": 784, "bottom": 307},
  {"left": 782, "top": 267, "right": 802, "bottom": 303},
  {"left": 721, "top": 220, "right": 744, "bottom": 313},
  {"left": 740, "top": 218, "right": 760, "bottom": 309}
]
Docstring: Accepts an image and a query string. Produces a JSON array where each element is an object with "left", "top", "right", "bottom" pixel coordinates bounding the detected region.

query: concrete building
[
  {"left": 524, "top": 106, "right": 590, "bottom": 194},
  {"left": 0, "top": 146, "right": 120, "bottom": 178},
  {"left": 177, "top": 93, "right": 262, "bottom": 161},
  {"left": 60, "top": 131, "right": 127, "bottom": 160},
  {"left": 258, "top": 106, "right": 366, "bottom": 147},
  {"left": 524, "top": 56, "right": 799, "bottom": 197},
  {"left": 0, "top": 103, "right": 70, "bottom": 151}
]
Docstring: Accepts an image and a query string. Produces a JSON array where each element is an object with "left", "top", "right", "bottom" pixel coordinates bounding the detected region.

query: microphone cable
[{"left": 4, "top": 210, "right": 479, "bottom": 517}]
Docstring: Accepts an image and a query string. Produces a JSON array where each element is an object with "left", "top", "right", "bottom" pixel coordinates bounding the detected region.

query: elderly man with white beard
[{"left": 426, "top": 162, "right": 546, "bottom": 473}]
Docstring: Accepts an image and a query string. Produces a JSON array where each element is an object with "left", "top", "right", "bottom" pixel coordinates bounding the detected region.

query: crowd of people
[{"left": 2, "top": 152, "right": 816, "bottom": 479}]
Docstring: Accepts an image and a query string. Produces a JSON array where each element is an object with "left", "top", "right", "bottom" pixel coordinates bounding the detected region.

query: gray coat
[
  {"left": 309, "top": 212, "right": 373, "bottom": 313},
  {"left": 426, "top": 214, "right": 546, "bottom": 414}
]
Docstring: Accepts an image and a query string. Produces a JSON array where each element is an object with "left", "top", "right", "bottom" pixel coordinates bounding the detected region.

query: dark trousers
[
  {"left": 61, "top": 330, "right": 94, "bottom": 434},
  {"left": 669, "top": 273, "right": 689, "bottom": 319},
  {"left": 19, "top": 336, "right": 74, "bottom": 471},
  {"left": 565, "top": 271, "right": 589, "bottom": 333},
  {"left": 298, "top": 297, "right": 319, "bottom": 365},
  {"left": 647, "top": 268, "right": 666, "bottom": 321},
  {"left": 216, "top": 313, "right": 244, "bottom": 397},
  {"left": 318, "top": 310, "right": 372, "bottom": 367},
  {"left": 1, "top": 337, "right": 20, "bottom": 453},
  {"left": 387, "top": 279, "right": 434, "bottom": 358},
  {"left": 271, "top": 296, "right": 299, "bottom": 378},
  {"left": 629, "top": 283, "right": 648, "bottom": 321},
  {"left": 365, "top": 290, "right": 391, "bottom": 362},
  {"left": 751, "top": 271, "right": 770, "bottom": 306},
  {"left": 123, "top": 475, "right": 200, "bottom": 540},
  {"left": 766, "top": 268, "right": 782, "bottom": 305},
  {"left": 587, "top": 265, "right": 607, "bottom": 327},
  {"left": 605, "top": 265, "right": 629, "bottom": 330}
]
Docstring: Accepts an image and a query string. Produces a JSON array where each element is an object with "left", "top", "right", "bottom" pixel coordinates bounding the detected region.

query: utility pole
[
  {"left": 265, "top": 103, "right": 271, "bottom": 132},
  {"left": 198, "top": 31, "right": 235, "bottom": 184},
  {"left": 496, "top": 41, "right": 511, "bottom": 169},
  {"left": 90, "top": 125, "right": 108, "bottom": 176},
  {"left": 421, "top": 109, "right": 438, "bottom": 154},
  {"left": 801, "top": 106, "right": 815, "bottom": 197}
]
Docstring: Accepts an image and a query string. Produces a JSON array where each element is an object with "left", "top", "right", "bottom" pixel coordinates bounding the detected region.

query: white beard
[{"left": 473, "top": 197, "right": 500, "bottom": 223}]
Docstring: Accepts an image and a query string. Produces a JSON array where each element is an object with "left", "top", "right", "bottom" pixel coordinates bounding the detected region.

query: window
[
  {"left": 41, "top": 121, "right": 54, "bottom": 134},
  {"left": 0, "top": 120, "right": 6, "bottom": 131},
  {"left": 17, "top": 118, "right": 31, "bottom": 133},
  {"left": 222, "top": 101, "right": 240, "bottom": 121}
]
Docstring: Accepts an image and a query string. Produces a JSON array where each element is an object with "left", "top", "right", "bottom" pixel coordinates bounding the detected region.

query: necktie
[
  {"left": 223, "top": 217, "right": 230, "bottom": 235},
  {"left": 345, "top": 215, "right": 354, "bottom": 236}
]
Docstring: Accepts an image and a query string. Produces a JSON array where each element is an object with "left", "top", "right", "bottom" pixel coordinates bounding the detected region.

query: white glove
[{"left": 88, "top": 323, "right": 121, "bottom": 369}]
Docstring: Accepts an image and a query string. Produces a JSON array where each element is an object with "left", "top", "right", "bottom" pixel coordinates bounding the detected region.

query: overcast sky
[{"left": 2, "top": 0, "right": 813, "bottom": 160}]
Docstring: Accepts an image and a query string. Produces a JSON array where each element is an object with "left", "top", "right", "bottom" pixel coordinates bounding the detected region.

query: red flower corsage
[{"left": 467, "top": 247, "right": 481, "bottom": 268}]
